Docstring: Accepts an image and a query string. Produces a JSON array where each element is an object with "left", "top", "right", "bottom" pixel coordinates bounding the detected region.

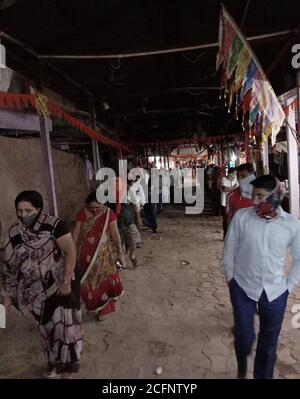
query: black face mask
[{"left": 18, "top": 213, "right": 38, "bottom": 226}]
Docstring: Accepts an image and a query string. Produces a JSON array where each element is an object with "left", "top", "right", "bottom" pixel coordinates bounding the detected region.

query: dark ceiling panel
[{"left": 0, "top": 0, "right": 299, "bottom": 142}]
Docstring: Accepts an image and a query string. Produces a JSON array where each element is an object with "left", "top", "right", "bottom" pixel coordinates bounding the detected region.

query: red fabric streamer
[
  {"left": 0, "top": 91, "right": 132, "bottom": 153},
  {"left": 14, "top": 95, "right": 22, "bottom": 111},
  {"left": 5, "top": 94, "right": 15, "bottom": 109}
]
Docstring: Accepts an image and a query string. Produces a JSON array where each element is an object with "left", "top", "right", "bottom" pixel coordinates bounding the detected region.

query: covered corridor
[{"left": 1, "top": 207, "right": 300, "bottom": 379}]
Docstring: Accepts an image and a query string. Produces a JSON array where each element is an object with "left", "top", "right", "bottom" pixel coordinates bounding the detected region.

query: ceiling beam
[
  {"left": 102, "top": 86, "right": 220, "bottom": 99},
  {"left": 38, "top": 29, "right": 294, "bottom": 60},
  {"left": 265, "top": 25, "right": 300, "bottom": 76},
  {"left": 113, "top": 107, "right": 212, "bottom": 117},
  {"left": 0, "top": 31, "right": 93, "bottom": 97}
]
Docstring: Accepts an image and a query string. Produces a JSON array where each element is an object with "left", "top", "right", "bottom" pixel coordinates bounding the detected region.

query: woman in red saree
[{"left": 73, "top": 192, "right": 125, "bottom": 320}]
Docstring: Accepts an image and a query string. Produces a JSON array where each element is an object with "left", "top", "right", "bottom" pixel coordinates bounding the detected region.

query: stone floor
[{"left": 1, "top": 205, "right": 300, "bottom": 379}]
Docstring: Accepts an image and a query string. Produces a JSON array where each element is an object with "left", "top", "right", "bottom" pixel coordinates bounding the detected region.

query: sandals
[
  {"left": 97, "top": 312, "right": 106, "bottom": 322},
  {"left": 43, "top": 365, "right": 57, "bottom": 378}
]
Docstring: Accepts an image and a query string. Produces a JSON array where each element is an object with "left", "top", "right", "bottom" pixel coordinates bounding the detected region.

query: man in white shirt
[
  {"left": 129, "top": 177, "right": 146, "bottom": 211},
  {"left": 221, "top": 167, "right": 238, "bottom": 238},
  {"left": 222, "top": 175, "right": 300, "bottom": 379},
  {"left": 128, "top": 176, "right": 145, "bottom": 248}
]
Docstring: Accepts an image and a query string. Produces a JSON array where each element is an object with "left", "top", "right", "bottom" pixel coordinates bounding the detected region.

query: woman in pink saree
[{"left": 73, "top": 192, "right": 125, "bottom": 320}]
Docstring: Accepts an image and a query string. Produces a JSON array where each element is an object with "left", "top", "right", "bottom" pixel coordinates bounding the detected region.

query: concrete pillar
[
  {"left": 287, "top": 98, "right": 300, "bottom": 218},
  {"left": 39, "top": 116, "right": 58, "bottom": 216},
  {"left": 90, "top": 102, "right": 101, "bottom": 173},
  {"left": 92, "top": 140, "right": 101, "bottom": 173}
]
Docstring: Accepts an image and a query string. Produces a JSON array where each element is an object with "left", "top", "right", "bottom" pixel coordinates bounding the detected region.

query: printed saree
[
  {"left": 3, "top": 214, "right": 82, "bottom": 374},
  {"left": 77, "top": 206, "right": 124, "bottom": 315}
]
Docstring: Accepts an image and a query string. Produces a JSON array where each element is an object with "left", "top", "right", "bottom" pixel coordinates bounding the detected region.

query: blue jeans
[
  {"left": 141, "top": 203, "right": 157, "bottom": 232},
  {"left": 229, "top": 279, "right": 288, "bottom": 379}
]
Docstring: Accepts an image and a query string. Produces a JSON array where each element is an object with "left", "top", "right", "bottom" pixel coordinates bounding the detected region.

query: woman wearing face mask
[
  {"left": 1, "top": 190, "right": 82, "bottom": 378},
  {"left": 72, "top": 191, "right": 125, "bottom": 321}
]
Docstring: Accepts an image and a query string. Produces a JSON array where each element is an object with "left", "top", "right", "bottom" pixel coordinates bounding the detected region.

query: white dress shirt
[
  {"left": 128, "top": 181, "right": 146, "bottom": 210},
  {"left": 222, "top": 206, "right": 300, "bottom": 302}
]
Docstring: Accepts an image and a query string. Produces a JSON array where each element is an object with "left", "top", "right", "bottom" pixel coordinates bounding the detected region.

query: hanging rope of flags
[
  {"left": 0, "top": 90, "right": 132, "bottom": 153},
  {"left": 47, "top": 99, "right": 132, "bottom": 153},
  {"left": 30, "top": 87, "right": 50, "bottom": 117},
  {"left": 0, "top": 87, "right": 296, "bottom": 152},
  {"left": 217, "top": 4, "right": 285, "bottom": 146}
]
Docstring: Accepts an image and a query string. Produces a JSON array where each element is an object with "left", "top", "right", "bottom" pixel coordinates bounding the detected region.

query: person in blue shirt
[{"left": 222, "top": 175, "right": 300, "bottom": 379}]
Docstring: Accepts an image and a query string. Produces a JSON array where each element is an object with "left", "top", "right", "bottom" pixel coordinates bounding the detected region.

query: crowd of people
[
  {"left": 0, "top": 166, "right": 165, "bottom": 379},
  {"left": 1, "top": 160, "right": 300, "bottom": 380}
]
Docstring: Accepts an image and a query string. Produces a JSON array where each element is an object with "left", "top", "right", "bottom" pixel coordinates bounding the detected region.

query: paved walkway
[{"left": 1, "top": 206, "right": 300, "bottom": 379}]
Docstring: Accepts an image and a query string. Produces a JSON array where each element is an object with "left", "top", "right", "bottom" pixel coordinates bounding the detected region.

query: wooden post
[{"left": 39, "top": 116, "right": 58, "bottom": 216}]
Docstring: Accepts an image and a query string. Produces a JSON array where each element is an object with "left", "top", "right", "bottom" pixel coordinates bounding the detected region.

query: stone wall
[{"left": 0, "top": 136, "right": 89, "bottom": 245}]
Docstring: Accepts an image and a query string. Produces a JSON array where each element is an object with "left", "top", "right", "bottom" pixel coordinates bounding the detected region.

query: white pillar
[
  {"left": 262, "top": 139, "right": 269, "bottom": 174},
  {"left": 90, "top": 101, "right": 101, "bottom": 174},
  {"left": 286, "top": 101, "right": 300, "bottom": 218},
  {"left": 92, "top": 139, "right": 101, "bottom": 172},
  {"left": 39, "top": 116, "right": 58, "bottom": 216}
]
